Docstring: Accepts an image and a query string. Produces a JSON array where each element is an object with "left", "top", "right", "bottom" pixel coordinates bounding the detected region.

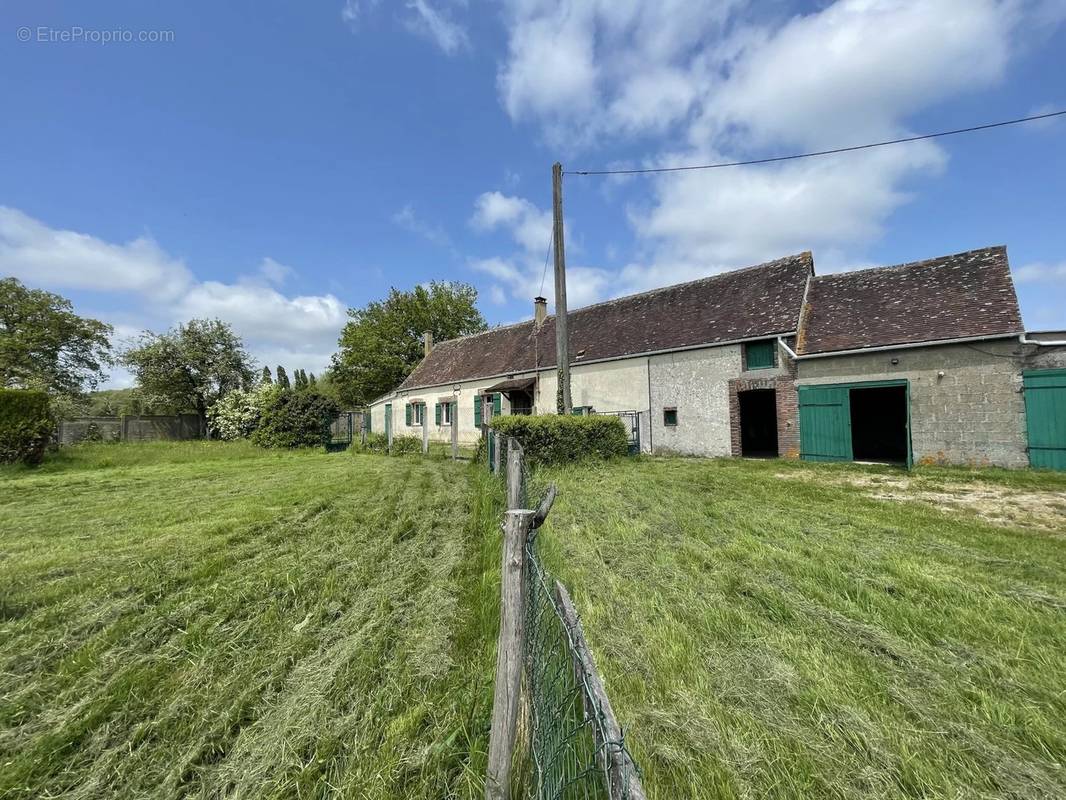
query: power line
[
  {"left": 538, "top": 229, "right": 553, "bottom": 297},
  {"left": 567, "top": 109, "right": 1066, "bottom": 176}
]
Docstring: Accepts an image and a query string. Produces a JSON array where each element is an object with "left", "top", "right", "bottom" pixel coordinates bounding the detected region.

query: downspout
[
  {"left": 1019, "top": 333, "right": 1066, "bottom": 346},
  {"left": 777, "top": 336, "right": 799, "bottom": 361}
]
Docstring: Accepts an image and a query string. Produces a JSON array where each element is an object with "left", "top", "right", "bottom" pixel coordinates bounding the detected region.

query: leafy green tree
[
  {"left": 0, "top": 277, "right": 113, "bottom": 396},
  {"left": 261, "top": 365, "right": 273, "bottom": 385},
  {"left": 294, "top": 369, "right": 307, "bottom": 391},
  {"left": 121, "top": 319, "right": 254, "bottom": 425},
  {"left": 276, "top": 365, "right": 291, "bottom": 389},
  {"left": 332, "top": 281, "right": 486, "bottom": 406},
  {"left": 307, "top": 372, "right": 317, "bottom": 389}
]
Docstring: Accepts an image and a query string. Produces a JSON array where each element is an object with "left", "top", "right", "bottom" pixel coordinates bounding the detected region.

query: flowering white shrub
[{"left": 207, "top": 383, "right": 278, "bottom": 440}]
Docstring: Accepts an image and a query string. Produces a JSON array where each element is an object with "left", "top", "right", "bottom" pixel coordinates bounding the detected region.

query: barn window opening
[
  {"left": 663, "top": 407, "right": 678, "bottom": 426},
  {"left": 849, "top": 385, "right": 908, "bottom": 463},
  {"left": 739, "top": 389, "right": 778, "bottom": 457},
  {"left": 745, "top": 340, "right": 776, "bottom": 370}
]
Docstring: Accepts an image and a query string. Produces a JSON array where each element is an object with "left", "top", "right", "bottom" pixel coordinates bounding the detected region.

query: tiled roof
[
  {"left": 398, "top": 252, "right": 813, "bottom": 390},
  {"left": 797, "top": 246, "right": 1023, "bottom": 355}
]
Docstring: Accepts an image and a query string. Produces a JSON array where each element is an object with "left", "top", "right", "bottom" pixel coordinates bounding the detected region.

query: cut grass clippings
[
  {"left": 534, "top": 457, "right": 1066, "bottom": 800},
  {"left": 0, "top": 443, "right": 502, "bottom": 799}
]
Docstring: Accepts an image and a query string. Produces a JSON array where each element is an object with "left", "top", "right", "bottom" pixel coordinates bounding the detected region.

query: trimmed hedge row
[
  {"left": 489, "top": 414, "right": 628, "bottom": 465},
  {"left": 0, "top": 389, "right": 56, "bottom": 465}
]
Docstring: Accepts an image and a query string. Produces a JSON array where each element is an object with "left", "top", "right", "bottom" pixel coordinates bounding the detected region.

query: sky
[{"left": 2, "top": 0, "right": 1065, "bottom": 388}]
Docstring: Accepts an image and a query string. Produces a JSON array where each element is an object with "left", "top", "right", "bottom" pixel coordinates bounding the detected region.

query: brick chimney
[
  {"left": 534, "top": 296, "right": 547, "bottom": 327},
  {"left": 422, "top": 331, "right": 433, "bottom": 357}
]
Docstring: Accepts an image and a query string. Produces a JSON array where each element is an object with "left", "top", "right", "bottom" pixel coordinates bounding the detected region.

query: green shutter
[
  {"left": 799, "top": 385, "right": 851, "bottom": 461},
  {"left": 746, "top": 340, "right": 775, "bottom": 370},
  {"left": 474, "top": 395, "right": 482, "bottom": 427},
  {"left": 435, "top": 402, "right": 442, "bottom": 425},
  {"left": 493, "top": 393, "right": 502, "bottom": 415},
  {"left": 364, "top": 410, "right": 371, "bottom": 433},
  {"left": 405, "top": 403, "right": 412, "bottom": 425},
  {"left": 1024, "top": 369, "right": 1066, "bottom": 470}
]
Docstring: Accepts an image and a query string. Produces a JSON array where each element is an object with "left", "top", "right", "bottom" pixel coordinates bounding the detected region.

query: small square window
[
  {"left": 663, "top": 407, "right": 678, "bottom": 426},
  {"left": 745, "top": 340, "right": 776, "bottom": 370}
]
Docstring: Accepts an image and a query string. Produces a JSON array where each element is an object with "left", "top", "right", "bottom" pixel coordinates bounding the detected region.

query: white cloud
[
  {"left": 0, "top": 206, "right": 192, "bottom": 300},
  {"left": 494, "top": 0, "right": 1054, "bottom": 287},
  {"left": 404, "top": 0, "right": 470, "bottom": 55},
  {"left": 0, "top": 207, "right": 347, "bottom": 384},
  {"left": 1014, "top": 262, "right": 1066, "bottom": 283},
  {"left": 470, "top": 191, "right": 551, "bottom": 254},
  {"left": 393, "top": 204, "right": 453, "bottom": 249}
]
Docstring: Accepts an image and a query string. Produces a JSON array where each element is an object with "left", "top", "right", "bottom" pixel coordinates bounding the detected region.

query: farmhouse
[{"left": 368, "top": 246, "right": 1066, "bottom": 468}]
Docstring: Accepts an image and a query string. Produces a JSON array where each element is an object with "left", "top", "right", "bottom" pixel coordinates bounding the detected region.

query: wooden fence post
[
  {"left": 485, "top": 509, "right": 534, "bottom": 800},
  {"left": 553, "top": 581, "right": 647, "bottom": 800},
  {"left": 506, "top": 440, "right": 522, "bottom": 510},
  {"left": 451, "top": 402, "right": 459, "bottom": 460},
  {"left": 492, "top": 431, "right": 502, "bottom": 475}
]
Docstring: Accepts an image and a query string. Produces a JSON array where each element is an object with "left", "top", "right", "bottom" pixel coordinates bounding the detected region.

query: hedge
[
  {"left": 251, "top": 390, "right": 339, "bottom": 449},
  {"left": 0, "top": 389, "right": 56, "bottom": 465},
  {"left": 489, "top": 414, "right": 628, "bottom": 465}
]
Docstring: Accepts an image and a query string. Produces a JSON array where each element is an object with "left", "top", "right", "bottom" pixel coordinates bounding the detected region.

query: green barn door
[
  {"left": 1024, "top": 369, "right": 1066, "bottom": 470},
  {"left": 799, "top": 385, "right": 852, "bottom": 462}
]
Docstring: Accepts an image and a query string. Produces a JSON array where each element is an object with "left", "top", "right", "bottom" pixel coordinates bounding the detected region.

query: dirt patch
[{"left": 777, "top": 472, "right": 1066, "bottom": 533}]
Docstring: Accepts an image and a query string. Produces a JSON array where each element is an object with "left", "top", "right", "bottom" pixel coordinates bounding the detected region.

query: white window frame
[
  {"left": 414, "top": 403, "right": 425, "bottom": 426},
  {"left": 442, "top": 402, "right": 452, "bottom": 425}
]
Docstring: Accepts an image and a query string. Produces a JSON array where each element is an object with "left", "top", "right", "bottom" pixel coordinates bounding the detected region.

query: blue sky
[{"left": 2, "top": 0, "right": 1065, "bottom": 386}]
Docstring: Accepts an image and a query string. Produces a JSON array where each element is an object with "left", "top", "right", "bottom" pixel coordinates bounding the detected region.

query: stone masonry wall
[{"left": 796, "top": 339, "right": 1029, "bottom": 468}]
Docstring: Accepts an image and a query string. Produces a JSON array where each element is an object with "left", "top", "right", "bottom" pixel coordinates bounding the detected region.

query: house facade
[{"left": 368, "top": 246, "right": 1066, "bottom": 469}]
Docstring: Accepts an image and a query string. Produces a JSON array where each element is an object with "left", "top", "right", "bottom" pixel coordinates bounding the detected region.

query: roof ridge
[{"left": 812, "top": 245, "right": 1006, "bottom": 283}]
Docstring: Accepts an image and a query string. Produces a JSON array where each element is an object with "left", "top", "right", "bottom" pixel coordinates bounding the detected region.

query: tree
[
  {"left": 0, "top": 277, "right": 113, "bottom": 396},
  {"left": 276, "top": 365, "right": 291, "bottom": 389},
  {"left": 121, "top": 319, "right": 254, "bottom": 425},
  {"left": 332, "top": 281, "right": 486, "bottom": 406},
  {"left": 261, "top": 365, "right": 273, "bottom": 385},
  {"left": 307, "top": 372, "right": 317, "bottom": 389},
  {"left": 294, "top": 368, "right": 307, "bottom": 391}
]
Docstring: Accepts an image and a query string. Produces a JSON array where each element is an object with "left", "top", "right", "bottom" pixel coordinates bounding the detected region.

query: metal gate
[
  {"left": 1024, "top": 369, "right": 1066, "bottom": 470},
  {"left": 595, "top": 410, "right": 641, "bottom": 455},
  {"left": 326, "top": 412, "right": 353, "bottom": 452}
]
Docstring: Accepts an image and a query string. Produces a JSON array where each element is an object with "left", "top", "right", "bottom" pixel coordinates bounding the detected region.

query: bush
[
  {"left": 390, "top": 435, "right": 422, "bottom": 455},
  {"left": 489, "top": 414, "right": 628, "bottom": 465},
  {"left": 208, "top": 384, "right": 278, "bottom": 440},
  {"left": 0, "top": 389, "right": 56, "bottom": 465},
  {"left": 359, "top": 432, "right": 389, "bottom": 454},
  {"left": 251, "top": 390, "right": 339, "bottom": 449}
]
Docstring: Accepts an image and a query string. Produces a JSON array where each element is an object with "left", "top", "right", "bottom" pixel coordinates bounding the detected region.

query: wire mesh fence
[{"left": 490, "top": 434, "right": 645, "bottom": 800}]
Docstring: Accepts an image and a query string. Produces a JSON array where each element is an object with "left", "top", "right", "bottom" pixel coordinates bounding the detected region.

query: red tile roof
[
  {"left": 797, "top": 246, "right": 1023, "bottom": 355},
  {"left": 398, "top": 252, "right": 813, "bottom": 390}
]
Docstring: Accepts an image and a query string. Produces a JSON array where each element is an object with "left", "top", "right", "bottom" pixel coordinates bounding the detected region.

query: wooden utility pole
[{"left": 551, "top": 162, "right": 572, "bottom": 415}]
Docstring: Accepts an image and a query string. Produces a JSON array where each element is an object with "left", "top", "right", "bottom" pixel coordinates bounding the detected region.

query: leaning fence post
[
  {"left": 485, "top": 508, "right": 534, "bottom": 800},
  {"left": 553, "top": 581, "right": 647, "bottom": 800}
]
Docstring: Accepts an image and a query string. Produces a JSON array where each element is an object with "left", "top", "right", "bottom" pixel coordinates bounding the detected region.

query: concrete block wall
[{"left": 796, "top": 339, "right": 1030, "bottom": 468}]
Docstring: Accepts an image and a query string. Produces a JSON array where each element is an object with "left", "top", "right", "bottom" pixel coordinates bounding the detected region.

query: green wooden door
[
  {"left": 799, "top": 385, "right": 852, "bottom": 462},
  {"left": 1024, "top": 369, "right": 1066, "bottom": 470}
]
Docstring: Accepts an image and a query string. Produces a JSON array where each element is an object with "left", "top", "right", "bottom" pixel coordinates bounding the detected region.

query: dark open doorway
[
  {"left": 739, "top": 389, "right": 778, "bottom": 457},
  {"left": 849, "top": 385, "right": 908, "bottom": 463},
  {"left": 508, "top": 390, "right": 533, "bottom": 415}
]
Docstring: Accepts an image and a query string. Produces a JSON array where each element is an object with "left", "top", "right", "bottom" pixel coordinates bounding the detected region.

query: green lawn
[
  {"left": 0, "top": 442, "right": 501, "bottom": 799},
  {"left": 534, "top": 458, "right": 1066, "bottom": 800},
  {"left": 3, "top": 444, "right": 1065, "bottom": 799}
]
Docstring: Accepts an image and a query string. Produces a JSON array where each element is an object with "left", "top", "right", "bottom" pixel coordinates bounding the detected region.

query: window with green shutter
[
  {"left": 492, "top": 393, "right": 502, "bottom": 415},
  {"left": 745, "top": 340, "right": 776, "bottom": 370},
  {"left": 405, "top": 403, "right": 412, "bottom": 425},
  {"left": 474, "top": 395, "right": 482, "bottom": 427},
  {"left": 434, "top": 402, "right": 442, "bottom": 426}
]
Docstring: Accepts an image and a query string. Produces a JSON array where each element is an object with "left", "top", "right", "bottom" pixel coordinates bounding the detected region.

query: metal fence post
[
  {"left": 451, "top": 401, "right": 459, "bottom": 460},
  {"left": 422, "top": 410, "right": 430, "bottom": 455},
  {"left": 485, "top": 509, "right": 534, "bottom": 800}
]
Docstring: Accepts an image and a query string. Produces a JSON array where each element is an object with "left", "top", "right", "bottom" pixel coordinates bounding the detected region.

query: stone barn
[{"left": 368, "top": 245, "right": 1066, "bottom": 469}]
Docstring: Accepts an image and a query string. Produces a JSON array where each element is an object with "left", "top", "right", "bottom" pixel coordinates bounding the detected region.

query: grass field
[
  {"left": 3, "top": 443, "right": 1066, "bottom": 799},
  {"left": 535, "top": 458, "right": 1066, "bottom": 800},
  {"left": 0, "top": 442, "right": 501, "bottom": 799}
]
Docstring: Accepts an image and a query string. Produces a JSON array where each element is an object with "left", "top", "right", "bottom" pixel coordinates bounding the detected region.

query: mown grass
[
  {"left": 0, "top": 443, "right": 502, "bottom": 799},
  {"left": 534, "top": 457, "right": 1066, "bottom": 800}
]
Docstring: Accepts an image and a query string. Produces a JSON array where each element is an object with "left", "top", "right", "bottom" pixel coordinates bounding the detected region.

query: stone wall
[{"left": 796, "top": 338, "right": 1030, "bottom": 467}]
